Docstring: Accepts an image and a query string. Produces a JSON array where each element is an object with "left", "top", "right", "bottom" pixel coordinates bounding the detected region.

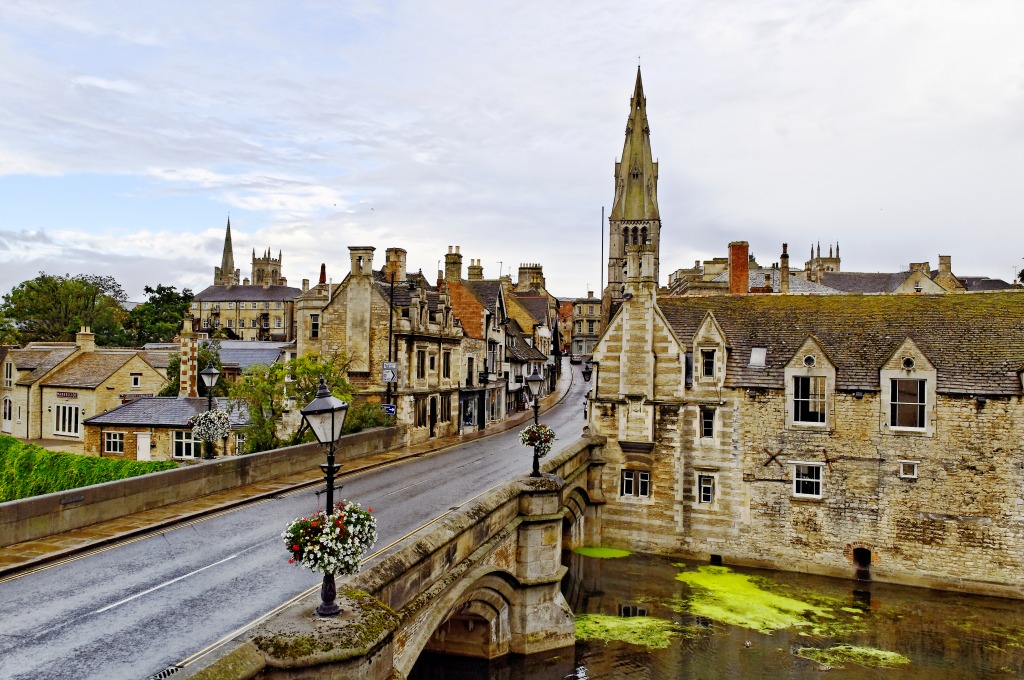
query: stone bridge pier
[{"left": 201, "top": 436, "right": 605, "bottom": 680}]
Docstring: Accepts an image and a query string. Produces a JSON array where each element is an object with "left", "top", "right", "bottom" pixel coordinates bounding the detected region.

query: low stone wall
[{"left": 0, "top": 427, "right": 401, "bottom": 548}]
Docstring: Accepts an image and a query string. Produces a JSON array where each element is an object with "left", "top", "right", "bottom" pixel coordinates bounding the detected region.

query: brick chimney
[
  {"left": 75, "top": 326, "right": 96, "bottom": 353},
  {"left": 468, "top": 258, "right": 484, "bottom": 280},
  {"left": 383, "top": 247, "right": 407, "bottom": 283},
  {"left": 178, "top": 319, "right": 198, "bottom": 398},
  {"left": 780, "top": 243, "right": 790, "bottom": 294},
  {"left": 445, "top": 246, "right": 463, "bottom": 282},
  {"left": 728, "top": 241, "right": 749, "bottom": 295}
]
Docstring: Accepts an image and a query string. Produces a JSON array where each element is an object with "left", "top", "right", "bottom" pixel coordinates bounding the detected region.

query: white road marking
[{"left": 93, "top": 552, "right": 241, "bottom": 614}]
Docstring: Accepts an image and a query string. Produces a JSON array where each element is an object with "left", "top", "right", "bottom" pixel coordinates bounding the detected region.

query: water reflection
[{"left": 410, "top": 550, "right": 1024, "bottom": 679}]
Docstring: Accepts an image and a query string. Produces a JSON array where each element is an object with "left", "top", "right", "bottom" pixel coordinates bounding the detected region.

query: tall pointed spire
[
  {"left": 605, "top": 66, "right": 662, "bottom": 313},
  {"left": 214, "top": 217, "right": 238, "bottom": 285}
]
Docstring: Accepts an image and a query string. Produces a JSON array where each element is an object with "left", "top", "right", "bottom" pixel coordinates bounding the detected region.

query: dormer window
[
  {"left": 890, "top": 379, "right": 926, "bottom": 428},
  {"left": 793, "top": 377, "right": 826, "bottom": 424},
  {"left": 700, "top": 350, "right": 716, "bottom": 379}
]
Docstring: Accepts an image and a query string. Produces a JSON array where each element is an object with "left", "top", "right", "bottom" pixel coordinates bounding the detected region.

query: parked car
[{"left": 570, "top": 355, "right": 582, "bottom": 364}]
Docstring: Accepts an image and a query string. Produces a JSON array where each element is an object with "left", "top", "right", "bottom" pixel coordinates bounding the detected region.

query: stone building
[
  {"left": 192, "top": 220, "right": 301, "bottom": 341},
  {"left": 296, "top": 246, "right": 464, "bottom": 444},
  {"left": 571, "top": 291, "right": 602, "bottom": 355},
  {"left": 0, "top": 328, "right": 168, "bottom": 443},
  {"left": 603, "top": 66, "right": 662, "bottom": 320},
  {"left": 589, "top": 243, "right": 1024, "bottom": 597}
]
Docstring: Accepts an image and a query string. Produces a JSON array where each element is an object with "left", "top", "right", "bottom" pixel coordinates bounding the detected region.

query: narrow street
[{"left": 0, "top": 363, "right": 591, "bottom": 680}]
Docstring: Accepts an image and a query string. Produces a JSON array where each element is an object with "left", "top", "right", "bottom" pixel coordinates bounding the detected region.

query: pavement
[{"left": 0, "top": 365, "right": 575, "bottom": 578}]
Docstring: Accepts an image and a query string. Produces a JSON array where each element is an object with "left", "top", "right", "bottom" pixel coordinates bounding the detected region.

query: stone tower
[
  {"left": 213, "top": 218, "right": 240, "bottom": 286},
  {"left": 605, "top": 66, "right": 661, "bottom": 315},
  {"left": 252, "top": 248, "right": 285, "bottom": 286}
]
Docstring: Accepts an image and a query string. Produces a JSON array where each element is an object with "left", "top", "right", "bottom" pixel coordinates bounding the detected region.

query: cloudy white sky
[{"left": 2, "top": 1, "right": 1023, "bottom": 302}]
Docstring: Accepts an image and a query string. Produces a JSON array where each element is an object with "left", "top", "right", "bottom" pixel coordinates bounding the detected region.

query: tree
[
  {"left": 1, "top": 273, "right": 128, "bottom": 345},
  {"left": 116, "top": 285, "right": 193, "bottom": 346},
  {"left": 230, "top": 353, "right": 353, "bottom": 454},
  {"left": 158, "top": 340, "right": 226, "bottom": 397}
]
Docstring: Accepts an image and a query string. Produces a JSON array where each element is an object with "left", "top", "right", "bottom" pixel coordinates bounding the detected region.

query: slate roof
[
  {"left": 140, "top": 350, "right": 173, "bottom": 369},
  {"left": 504, "top": 319, "right": 547, "bottom": 362},
  {"left": 222, "top": 347, "right": 286, "bottom": 371},
  {"left": 42, "top": 352, "right": 136, "bottom": 388},
  {"left": 11, "top": 345, "right": 78, "bottom": 385},
  {"left": 514, "top": 295, "right": 551, "bottom": 325},
  {"left": 84, "top": 397, "right": 249, "bottom": 428},
  {"left": 710, "top": 268, "right": 841, "bottom": 294},
  {"left": 463, "top": 281, "right": 503, "bottom": 314},
  {"left": 819, "top": 271, "right": 913, "bottom": 294},
  {"left": 194, "top": 285, "right": 301, "bottom": 302},
  {"left": 372, "top": 271, "right": 442, "bottom": 311},
  {"left": 960, "top": 276, "right": 1018, "bottom": 292},
  {"left": 657, "top": 292, "right": 1024, "bottom": 395}
]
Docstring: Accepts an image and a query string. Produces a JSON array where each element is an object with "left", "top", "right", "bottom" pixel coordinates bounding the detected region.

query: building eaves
[
  {"left": 84, "top": 397, "right": 249, "bottom": 428},
  {"left": 194, "top": 285, "right": 302, "bottom": 302}
]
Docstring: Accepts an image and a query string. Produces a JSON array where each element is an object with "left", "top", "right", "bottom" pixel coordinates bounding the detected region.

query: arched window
[{"left": 640, "top": 226, "right": 648, "bottom": 244}]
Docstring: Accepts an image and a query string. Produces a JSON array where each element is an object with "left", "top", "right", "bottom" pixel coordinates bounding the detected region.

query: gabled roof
[
  {"left": 819, "top": 271, "right": 914, "bottom": 294},
  {"left": 372, "top": 271, "right": 443, "bottom": 311},
  {"left": 42, "top": 352, "right": 137, "bottom": 388},
  {"left": 447, "top": 280, "right": 505, "bottom": 340},
  {"left": 10, "top": 345, "right": 78, "bottom": 385},
  {"left": 194, "top": 285, "right": 301, "bottom": 302},
  {"left": 504, "top": 318, "right": 546, "bottom": 363},
  {"left": 84, "top": 397, "right": 249, "bottom": 428},
  {"left": 514, "top": 295, "right": 551, "bottom": 326},
  {"left": 658, "top": 292, "right": 1024, "bottom": 395}
]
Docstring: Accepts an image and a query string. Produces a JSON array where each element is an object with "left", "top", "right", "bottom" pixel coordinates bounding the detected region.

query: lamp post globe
[
  {"left": 199, "top": 365, "right": 221, "bottom": 459},
  {"left": 299, "top": 377, "right": 350, "bottom": 617}
]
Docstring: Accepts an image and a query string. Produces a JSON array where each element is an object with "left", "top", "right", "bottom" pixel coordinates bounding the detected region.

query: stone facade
[
  {"left": 571, "top": 291, "right": 602, "bottom": 355},
  {"left": 590, "top": 254, "right": 1024, "bottom": 596}
]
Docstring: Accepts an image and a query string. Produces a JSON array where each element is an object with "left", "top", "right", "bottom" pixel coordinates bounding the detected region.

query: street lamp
[
  {"left": 300, "top": 377, "right": 350, "bottom": 617},
  {"left": 525, "top": 366, "right": 544, "bottom": 477},
  {"left": 199, "top": 365, "right": 221, "bottom": 459},
  {"left": 582, "top": 363, "right": 593, "bottom": 382}
]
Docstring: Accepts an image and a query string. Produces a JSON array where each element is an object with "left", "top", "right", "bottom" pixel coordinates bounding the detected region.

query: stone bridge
[{"left": 206, "top": 434, "right": 606, "bottom": 679}]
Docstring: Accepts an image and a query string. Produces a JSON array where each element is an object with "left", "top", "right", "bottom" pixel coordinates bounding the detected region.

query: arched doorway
[
  {"left": 853, "top": 547, "right": 871, "bottom": 581},
  {"left": 1, "top": 397, "right": 12, "bottom": 434}
]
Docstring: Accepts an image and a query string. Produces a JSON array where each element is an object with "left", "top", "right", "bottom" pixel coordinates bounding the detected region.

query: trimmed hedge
[{"left": 0, "top": 435, "right": 179, "bottom": 502}]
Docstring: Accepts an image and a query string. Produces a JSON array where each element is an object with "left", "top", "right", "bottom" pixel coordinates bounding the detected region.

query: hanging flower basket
[
  {"left": 187, "top": 409, "right": 230, "bottom": 443},
  {"left": 283, "top": 500, "right": 378, "bottom": 576},
  {"left": 520, "top": 423, "right": 556, "bottom": 457}
]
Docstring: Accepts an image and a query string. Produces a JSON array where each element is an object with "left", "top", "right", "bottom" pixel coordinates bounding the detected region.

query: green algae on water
[
  {"left": 573, "top": 546, "right": 632, "bottom": 559},
  {"left": 575, "top": 613, "right": 680, "bottom": 648},
  {"left": 796, "top": 644, "right": 910, "bottom": 669},
  {"left": 674, "top": 566, "right": 832, "bottom": 634}
]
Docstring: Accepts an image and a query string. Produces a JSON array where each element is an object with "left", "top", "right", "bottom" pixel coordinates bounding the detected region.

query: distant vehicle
[{"left": 570, "top": 355, "right": 583, "bottom": 364}]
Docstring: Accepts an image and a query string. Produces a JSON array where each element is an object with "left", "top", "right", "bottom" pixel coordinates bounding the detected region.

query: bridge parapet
[{"left": 220, "top": 436, "right": 606, "bottom": 680}]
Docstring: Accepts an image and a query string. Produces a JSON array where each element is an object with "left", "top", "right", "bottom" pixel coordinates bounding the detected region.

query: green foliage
[
  {"left": 230, "top": 353, "right": 354, "bottom": 453},
  {"left": 115, "top": 284, "right": 193, "bottom": 346},
  {"left": 1, "top": 272, "right": 128, "bottom": 345},
  {"left": 0, "top": 434, "right": 178, "bottom": 502},
  {"left": 342, "top": 401, "right": 396, "bottom": 435},
  {"left": 158, "top": 340, "right": 226, "bottom": 397}
]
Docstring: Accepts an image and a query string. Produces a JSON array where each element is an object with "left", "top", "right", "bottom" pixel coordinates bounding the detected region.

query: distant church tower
[
  {"left": 213, "top": 218, "right": 240, "bottom": 286},
  {"left": 252, "top": 248, "right": 286, "bottom": 286},
  {"left": 604, "top": 66, "right": 662, "bottom": 316}
]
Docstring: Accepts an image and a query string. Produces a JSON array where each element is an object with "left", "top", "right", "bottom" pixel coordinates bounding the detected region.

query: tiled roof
[
  {"left": 819, "top": 271, "right": 912, "bottom": 293},
  {"left": 960, "top": 276, "right": 1018, "bottom": 292},
  {"left": 658, "top": 292, "right": 1024, "bottom": 395},
  {"left": 711, "top": 268, "right": 841, "bottom": 294},
  {"left": 514, "top": 295, "right": 551, "bottom": 325},
  {"left": 194, "top": 285, "right": 301, "bottom": 302},
  {"left": 447, "top": 281, "right": 486, "bottom": 339},
  {"left": 84, "top": 397, "right": 249, "bottom": 428},
  {"left": 463, "top": 281, "right": 503, "bottom": 313},
  {"left": 504, "top": 319, "right": 546, "bottom": 362},
  {"left": 11, "top": 346, "right": 78, "bottom": 385},
  {"left": 140, "top": 350, "right": 173, "bottom": 369},
  {"left": 42, "top": 352, "right": 135, "bottom": 388},
  {"left": 221, "top": 348, "right": 286, "bottom": 371},
  {"left": 372, "top": 271, "right": 442, "bottom": 311}
]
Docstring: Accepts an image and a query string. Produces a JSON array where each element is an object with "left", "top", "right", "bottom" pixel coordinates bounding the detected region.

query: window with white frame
[
  {"left": 588, "top": 320, "right": 595, "bottom": 334},
  {"left": 202, "top": 318, "right": 210, "bottom": 328},
  {"left": 890, "top": 379, "right": 926, "bottom": 429},
  {"left": 274, "top": 317, "right": 281, "bottom": 328},
  {"left": 173, "top": 430, "right": 198, "bottom": 458},
  {"left": 899, "top": 460, "right": 919, "bottom": 479},
  {"left": 793, "top": 376, "right": 826, "bottom": 424},
  {"left": 104, "top": 431, "right": 124, "bottom": 454},
  {"left": 310, "top": 314, "right": 319, "bottom": 338},
  {"left": 620, "top": 469, "right": 650, "bottom": 497},
  {"left": 698, "top": 475, "right": 715, "bottom": 503},
  {"left": 3, "top": 361, "right": 12, "bottom": 388},
  {"left": 226, "top": 302, "right": 233, "bottom": 309},
  {"left": 236, "top": 432, "right": 246, "bottom": 454},
  {"left": 699, "top": 407, "right": 715, "bottom": 439},
  {"left": 792, "top": 463, "right": 823, "bottom": 498},
  {"left": 251, "top": 319, "right": 258, "bottom": 328},
  {"left": 131, "top": 372, "right": 142, "bottom": 388},
  {"left": 251, "top": 302, "right": 258, "bottom": 310},
  {"left": 54, "top": 404, "right": 79, "bottom": 436}
]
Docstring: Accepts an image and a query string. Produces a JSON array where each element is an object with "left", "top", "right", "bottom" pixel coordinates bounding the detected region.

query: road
[{"left": 0, "top": 363, "right": 590, "bottom": 680}]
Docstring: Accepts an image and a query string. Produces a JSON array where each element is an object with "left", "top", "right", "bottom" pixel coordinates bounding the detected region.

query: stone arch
[
  {"left": 399, "top": 567, "right": 518, "bottom": 675},
  {"left": 561, "top": 486, "right": 592, "bottom": 551}
]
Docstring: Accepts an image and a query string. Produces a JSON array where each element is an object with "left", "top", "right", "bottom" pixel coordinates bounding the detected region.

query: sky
[{"left": 1, "top": 1, "right": 1023, "bottom": 303}]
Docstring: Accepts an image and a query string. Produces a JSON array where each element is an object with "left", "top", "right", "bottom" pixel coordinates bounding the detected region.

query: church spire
[
  {"left": 605, "top": 66, "right": 662, "bottom": 312},
  {"left": 214, "top": 217, "right": 239, "bottom": 286}
]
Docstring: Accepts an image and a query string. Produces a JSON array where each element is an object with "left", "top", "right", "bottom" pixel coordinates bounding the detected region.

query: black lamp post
[
  {"left": 525, "top": 366, "right": 544, "bottom": 477},
  {"left": 199, "top": 365, "right": 220, "bottom": 459},
  {"left": 300, "top": 377, "right": 350, "bottom": 617},
  {"left": 582, "top": 363, "right": 593, "bottom": 382}
]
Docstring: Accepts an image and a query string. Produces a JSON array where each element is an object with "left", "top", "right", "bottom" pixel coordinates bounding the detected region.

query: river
[{"left": 410, "top": 549, "right": 1024, "bottom": 679}]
